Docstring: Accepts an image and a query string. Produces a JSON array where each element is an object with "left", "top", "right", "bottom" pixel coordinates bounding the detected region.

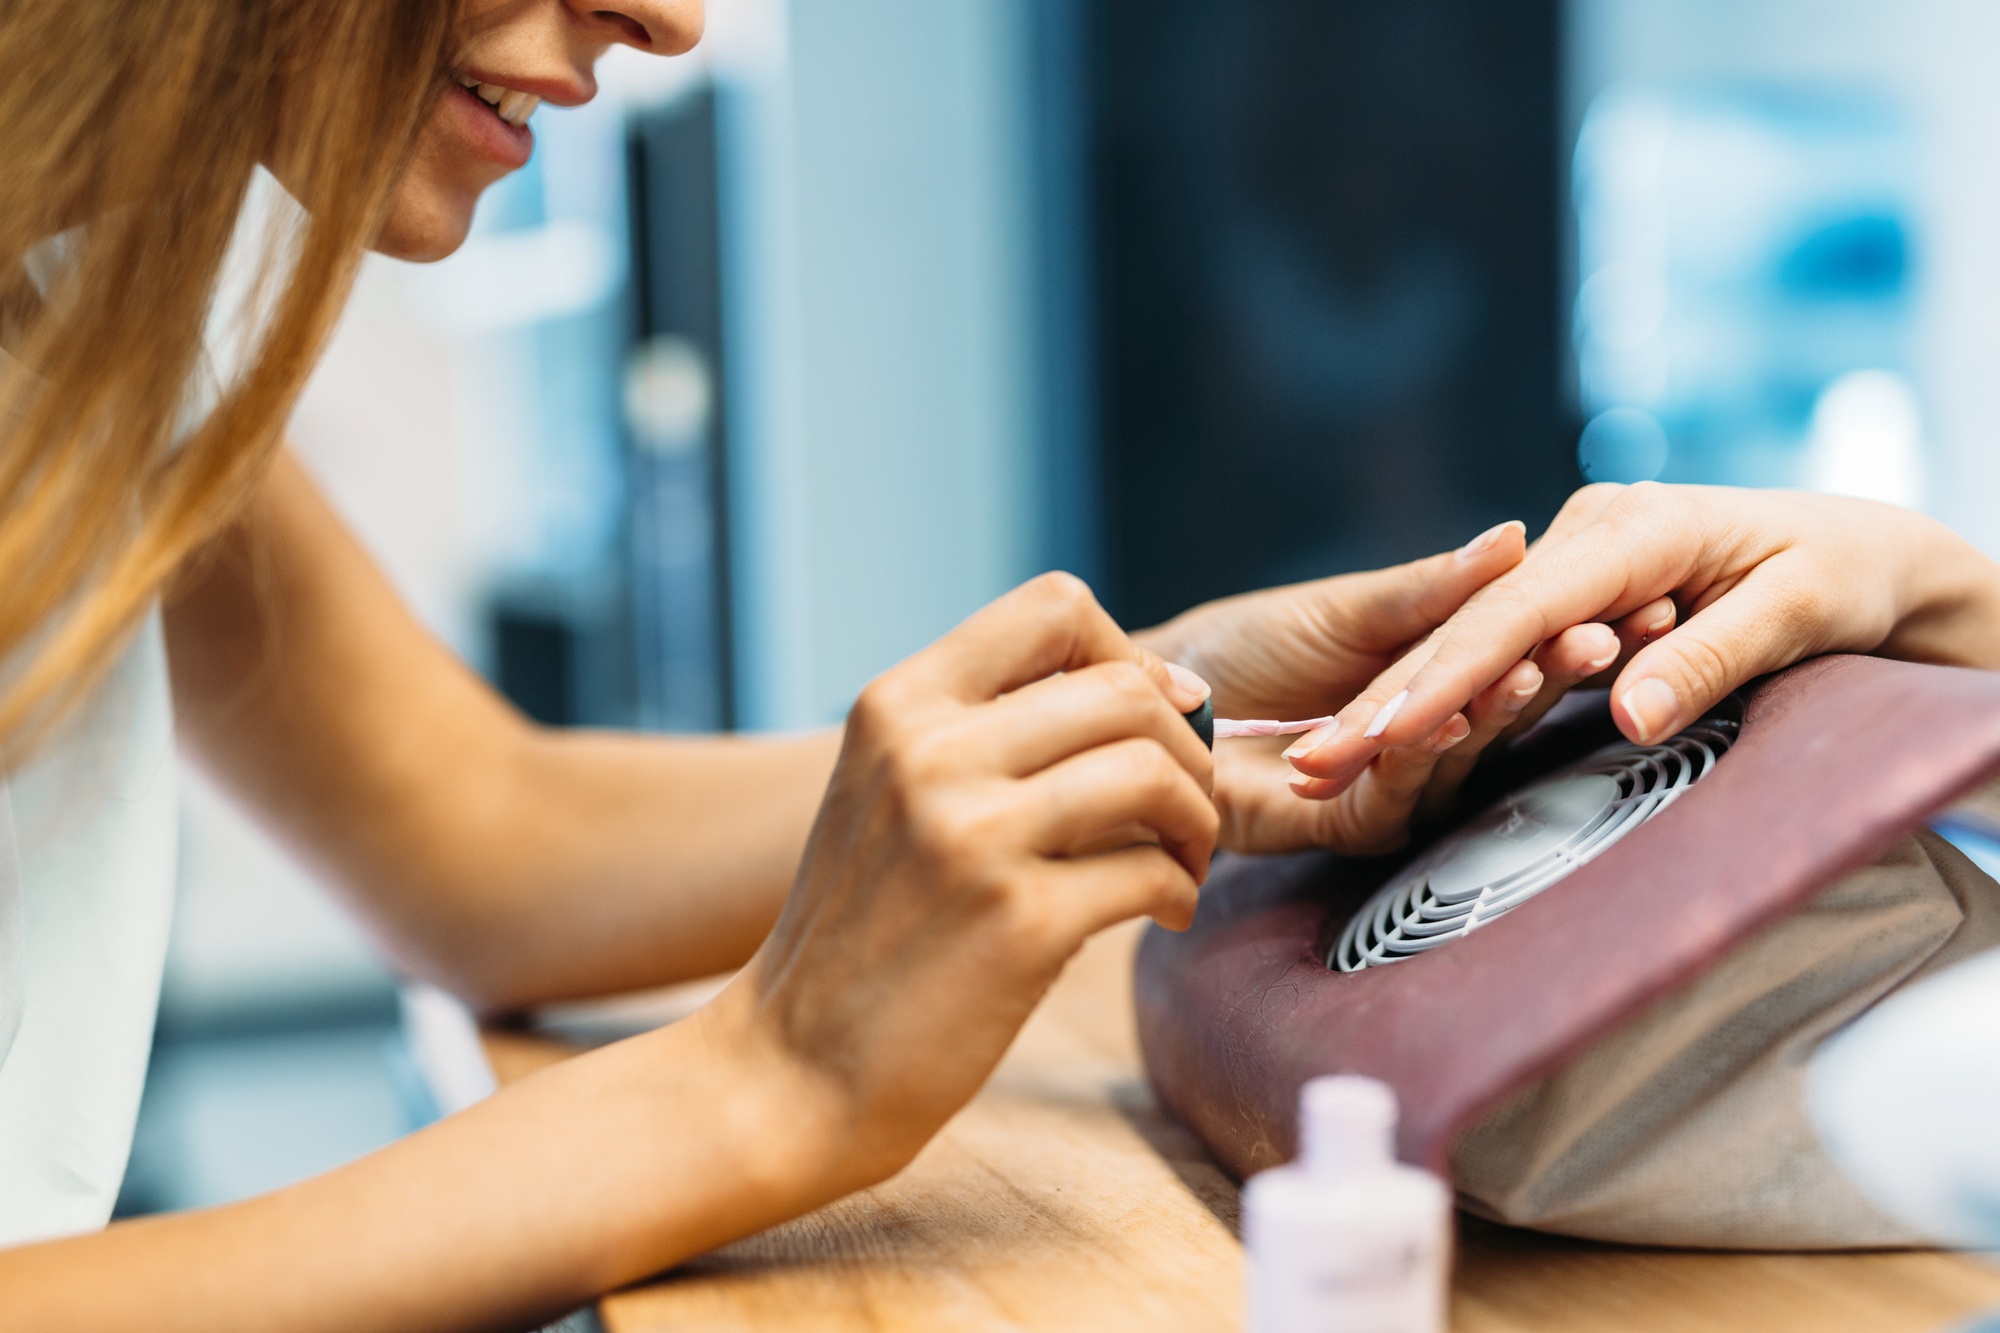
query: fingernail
[
  {"left": 1506, "top": 674, "right": 1541, "bottom": 711},
  {"left": 1282, "top": 718, "right": 1342, "bottom": 763},
  {"left": 1581, "top": 625, "right": 1620, "bottom": 674},
  {"left": 1647, "top": 605, "right": 1676, "bottom": 634},
  {"left": 1457, "top": 519, "right": 1525, "bottom": 562},
  {"left": 1621, "top": 678, "right": 1679, "bottom": 744},
  {"left": 1163, "top": 662, "right": 1211, "bottom": 710},
  {"left": 1363, "top": 689, "right": 1409, "bottom": 740},
  {"left": 1431, "top": 715, "right": 1472, "bottom": 752}
]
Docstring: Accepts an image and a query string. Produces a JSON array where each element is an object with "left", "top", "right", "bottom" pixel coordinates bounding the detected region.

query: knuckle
[
  {"left": 848, "top": 674, "right": 913, "bottom": 746},
  {"left": 907, "top": 789, "right": 997, "bottom": 866},
  {"left": 1097, "top": 661, "right": 1158, "bottom": 710},
  {"left": 1464, "top": 578, "right": 1551, "bottom": 640},
  {"left": 880, "top": 727, "right": 949, "bottom": 796},
  {"left": 1028, "top": 569, "right": 1097, "bottom": 615},
  {"left": 1602, "top": 480, "right": 1674, "bottom": 532},
  {"left": 1143, "top": 853, "right": 1187, "bottom": 902},
  {"left": 1122, "top": 739, "right": 1183, "bottom": 796},
  {"left": 848, "top": 676, "right": 893, "bottom": 729},
  {"left": 1669, "top": 632, "right": 1734, "bottom": 700},
  {"left": 1192, "top": 796, "right": 1222, "bottom": 846},
  {"left": 1570, "top": 482, "right": 1626, "bottom": 510}
]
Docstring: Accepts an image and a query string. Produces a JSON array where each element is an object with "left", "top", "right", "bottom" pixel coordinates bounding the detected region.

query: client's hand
[
  {"left": 1286, "top": 483, "right": 2000, "bottom": 795},
  {"left": 1142, "top": 522, "right": 1636, "bottom": 855},
  {"left": 708, "top": 573, "right": 1218, "bottom": 1200}
]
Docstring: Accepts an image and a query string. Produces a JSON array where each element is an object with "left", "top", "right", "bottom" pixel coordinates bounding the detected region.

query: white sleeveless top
[{"left": 0, "top": 612, "right": 177, "bottom": 1243}]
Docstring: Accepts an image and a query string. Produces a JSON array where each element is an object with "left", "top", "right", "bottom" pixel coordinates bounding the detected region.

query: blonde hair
[{"left": 0, "top": 0, "right": 457, "bottom": 750}]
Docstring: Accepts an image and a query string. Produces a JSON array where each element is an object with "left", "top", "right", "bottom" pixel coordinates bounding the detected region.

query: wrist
[
  {"left": 515, "top": 980, "right": 863, "bottom": 1292},
  {"left": 674, "top": 981, "right": 863, "bottom": 1221},
  {"left": 1885, "top": 514, "right": 2000, "bottom": 670}
]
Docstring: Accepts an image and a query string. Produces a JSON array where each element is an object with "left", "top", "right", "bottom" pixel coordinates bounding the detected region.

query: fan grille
[{"left": 1331, "top": 720, "right": 1737, "bottom": 972}]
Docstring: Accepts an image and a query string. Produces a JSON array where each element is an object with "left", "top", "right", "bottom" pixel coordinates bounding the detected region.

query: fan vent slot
[{"left": 1331, "top": 720, "right": 1737, "bottom": 972}]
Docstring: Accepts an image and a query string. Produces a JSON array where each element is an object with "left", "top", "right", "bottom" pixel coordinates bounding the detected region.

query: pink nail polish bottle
[{"left": 1244, "top": 1077, "right": 1451, "bottom": 1333}]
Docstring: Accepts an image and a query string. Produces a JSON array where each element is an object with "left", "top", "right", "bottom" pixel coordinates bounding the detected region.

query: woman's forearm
[
  {"left": 0, "top": 1002, "right": 846, "bottom": 1333},
  {"left": 416, "top": 724, "right": 841, "bottom": 1010},
  {"left": 170, "top": 452, "right": 838, "bottom": 1012}
]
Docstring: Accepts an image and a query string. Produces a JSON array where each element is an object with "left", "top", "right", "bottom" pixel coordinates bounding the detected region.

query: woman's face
[{"left": 373, "top": 0, "right": 703, "bottom": 261}]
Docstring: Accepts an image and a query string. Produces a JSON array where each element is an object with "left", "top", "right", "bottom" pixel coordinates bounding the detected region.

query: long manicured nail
[
  {"left": 1363, "top": 689, "right": 1409, "bottom": 740},
  {"left": 1621, "top": 678, "right": 1679, "bottom": 744},
  {"left": 1163, "top": 662, "right": 1211, "bottom": 710},
  {"left": 1457, "top": 519, "right": 1525, "bottom": 562},
  {"left": 1282, "top": 718, "right": 1342, "bottom": 763}
]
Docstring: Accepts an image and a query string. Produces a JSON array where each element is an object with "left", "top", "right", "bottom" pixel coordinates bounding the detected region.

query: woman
[{"left": 0, "top": 0, "right": 1647, "bottom": 1325}]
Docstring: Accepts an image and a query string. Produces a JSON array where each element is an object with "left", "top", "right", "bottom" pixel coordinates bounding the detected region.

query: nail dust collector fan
[
  {"left": 1136, "top": 656, "right": 2000, "bottom": 1249},
  {"left": 1332, "top": 721, "right": 1735, "bottom": 972}
]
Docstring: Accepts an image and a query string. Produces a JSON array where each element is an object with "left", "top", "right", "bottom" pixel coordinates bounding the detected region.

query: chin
[{"left": 370, "top": 187, "right": 481, "bottom": 263}]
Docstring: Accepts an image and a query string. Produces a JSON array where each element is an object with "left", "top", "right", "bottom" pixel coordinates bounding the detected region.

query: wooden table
[{"left": 485, "top": 921, "right": 2000, "bottom": 1332}]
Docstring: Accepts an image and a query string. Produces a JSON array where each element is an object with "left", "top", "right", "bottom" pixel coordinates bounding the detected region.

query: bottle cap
[
  {"left": 1299, "top": 1074, "right": 1397, "bottom": 1177},
  {"left": 1183, "top": 698, "right": 1214, "bottom": 749}
]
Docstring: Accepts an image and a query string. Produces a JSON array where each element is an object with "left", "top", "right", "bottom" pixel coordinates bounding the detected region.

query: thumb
[
  {"left": 1331, "top": 520, "right": 1528, "bottom": 650},
  {"left": 1611, "top": 559, "right": 1822, "bottom": 744},
  {"left": 1145, "top": 651, "right": 1214, "bottom": 715}
]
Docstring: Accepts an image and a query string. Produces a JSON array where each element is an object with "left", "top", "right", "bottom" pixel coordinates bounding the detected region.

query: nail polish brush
[{"left": 1183, "top": 700, "right": 1336, "bottom": 749}]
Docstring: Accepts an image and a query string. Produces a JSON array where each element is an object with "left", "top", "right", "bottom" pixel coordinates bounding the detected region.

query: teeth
[
  {"left": 454, "top": 73, "right": 540, "bottom": 127},
  {"left": 496, "top": 91, "right": 540, "bottom": 126}
]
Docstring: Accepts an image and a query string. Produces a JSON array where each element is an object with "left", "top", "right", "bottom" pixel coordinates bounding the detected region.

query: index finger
[
  {"left": 909, "top": 571, "right": 1207, "bottom": 712},
  {"left": 1323, "top": 495, "right": 1707, "bottom": 758}
]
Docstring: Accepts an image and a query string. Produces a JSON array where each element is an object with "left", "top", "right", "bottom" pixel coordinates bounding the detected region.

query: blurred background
[{"left": 119, "top": 0, "right": 2000, "bottom": 1214}]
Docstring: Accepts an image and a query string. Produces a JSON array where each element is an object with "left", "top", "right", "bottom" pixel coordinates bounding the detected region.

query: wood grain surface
[{"left": 485, "top": 921, "right": 2000, "bottom": 1332}]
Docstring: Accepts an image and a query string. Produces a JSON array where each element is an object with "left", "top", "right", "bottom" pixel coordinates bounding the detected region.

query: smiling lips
[{"left": 455, "top": 73, "right": 540, "bottom": 127}]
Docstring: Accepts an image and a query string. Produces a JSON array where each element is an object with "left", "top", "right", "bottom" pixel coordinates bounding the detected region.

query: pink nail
[
  {"left": 1363, "top": 689, "right": 1409, "bottom": 740},
  {"left": 1457, "top": 519, "right": 1524, "bottom": 562},
  {"left": 1282, "top": 719, "right": 1342, "bottom": 763},
  {"left": 1163, "top": 662, "right": 1211, "bottom": 709}
]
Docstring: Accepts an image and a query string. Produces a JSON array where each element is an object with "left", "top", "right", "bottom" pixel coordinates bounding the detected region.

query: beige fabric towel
[{"left": 1452, "top": 828, "right": 2000, "bottom": 1248}]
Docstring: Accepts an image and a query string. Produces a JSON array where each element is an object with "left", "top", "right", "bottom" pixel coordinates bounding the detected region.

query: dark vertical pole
[
  {"left": 1026, "top": 0, "right": 1107, "bottom": 598},
  {"left": 626, "top": 91, "right": 737, "bottom": 731}
]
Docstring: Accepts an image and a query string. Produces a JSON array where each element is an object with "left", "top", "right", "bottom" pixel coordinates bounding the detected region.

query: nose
[{"left": 568, "top": 0, "right": 703, "bottom": 56}]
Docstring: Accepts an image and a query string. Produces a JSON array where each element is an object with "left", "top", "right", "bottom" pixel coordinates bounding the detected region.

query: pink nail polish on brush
[
  {"left": 1216, "top": 716, "right": 1336, "bottom": 741},
  {"left": 1185, "top": 705, "right": 1337, "bottom": 750},
  {"left": 1283, "top": 719, "right": 1343, "bottom": 762}
]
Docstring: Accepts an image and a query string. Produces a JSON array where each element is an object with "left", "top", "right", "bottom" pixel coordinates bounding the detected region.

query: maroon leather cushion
[{"left": 1135, "top": 655, "right": 2000, "bottom": 1178}]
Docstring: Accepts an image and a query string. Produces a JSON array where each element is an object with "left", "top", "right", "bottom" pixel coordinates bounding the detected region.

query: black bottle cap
[{"left": 1184, "top": 698, "right": 1214, "bottom": 750}]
